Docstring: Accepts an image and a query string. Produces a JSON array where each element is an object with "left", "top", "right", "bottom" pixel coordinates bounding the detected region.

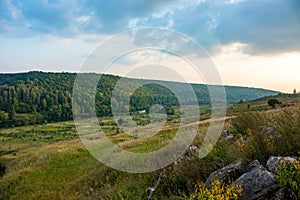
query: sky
[{"left": 0, "top": 0, "right": 299, "bottom": 93}]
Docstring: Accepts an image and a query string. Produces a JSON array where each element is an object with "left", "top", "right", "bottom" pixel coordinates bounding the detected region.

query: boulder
[
  {"left": 205, "top": 159, "right": 243, "bottom": 189},
  {"left": 235, "top": 166, "right": 280, "bottom": 200},
  {"left": 266, "top": 156, "right": 297, "bottom": 174}
]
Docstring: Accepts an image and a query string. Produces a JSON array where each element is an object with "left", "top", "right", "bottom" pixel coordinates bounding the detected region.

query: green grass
[{"left": 0, "top": 94, "right": 300, "bottom": 199}]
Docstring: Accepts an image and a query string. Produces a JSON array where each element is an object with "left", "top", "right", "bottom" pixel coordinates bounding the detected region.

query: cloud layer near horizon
[{"left": 1, "top": 0, "right": 299, "bottom": 54}]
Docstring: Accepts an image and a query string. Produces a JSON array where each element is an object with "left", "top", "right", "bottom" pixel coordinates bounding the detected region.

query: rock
[
  {"left": 184, "top": 145, "right": 199, "bottom": 157},
  {"left": 221, "top": 130, "right": 234, "bottom": 140},
  {"left": 266, "top": 156, "right": 297, "bottom": 174},
  {"left": 243, "top": 160, "right": 261, "bottom": 173},
  {"left": 222, "top": 130, "right": 231, "bottom": 137},
  {"left": 269, "top": 189, "right": 285, "bottom": 200},
  {"left": 227, "top": 135, "right": 234, "bottom": 140},
  {"left": 188, "top": 145, "right": 199, "bottom": 154},
  {"left": 263, "top": 127, "right": 276, "bottom": 135},
  {"left": 235, "top": 166, "right": 280, "bottom": 200},
  {"left": 205, "top": 159, "right": 243, "bottom": 189},
  {"left": 262, "top": 127, "right": 280, "bottom": 139}
]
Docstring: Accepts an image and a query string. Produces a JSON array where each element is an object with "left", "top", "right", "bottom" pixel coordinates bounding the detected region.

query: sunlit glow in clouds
[{"left": 213, "top": 43, "right": 300, "bottom": 93}]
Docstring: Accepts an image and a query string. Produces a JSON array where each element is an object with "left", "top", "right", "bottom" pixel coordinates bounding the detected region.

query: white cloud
[
  {"left": 103, "top": 49, "right": 205, "bottom": 84},
  {"left": 76, "top": 15, "right": 91, "bottom": 23},
  {"left": 226, "top": 0, "right": 248, "bottom": 4},
  {"left": 213, "top": 42, "right": 249, "bottom": 55}
]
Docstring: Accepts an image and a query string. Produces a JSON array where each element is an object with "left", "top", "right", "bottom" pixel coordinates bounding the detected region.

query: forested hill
[{"left": 0, "top": 71, "right": 278, "bottom": 127}]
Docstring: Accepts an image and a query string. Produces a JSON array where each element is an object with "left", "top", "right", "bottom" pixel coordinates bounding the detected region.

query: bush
[
  {"left": 0, "top": 162, "right": 6, "bottom": 176},
  {"left": 268, "top": 98, "right": 280, "bottom": 108},
  {"left": 277, "top": 158, "right": 300, "bottom": 200},
  {"left": 156, "top": 170, "right": 189, "bottom": 197},
  {"left": 191, "top": 180, "right": 242, "bottom": 200}
]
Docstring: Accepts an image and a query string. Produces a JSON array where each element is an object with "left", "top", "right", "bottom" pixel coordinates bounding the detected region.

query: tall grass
[
  {"left": 231, "top": 111, "right": 268, "bottom": 135},
  {"left": 231, "top": 107, "right": 300, "bottom": 163},
  {"left": 271, "top": 107, "right": 300, "bottom": 156}
]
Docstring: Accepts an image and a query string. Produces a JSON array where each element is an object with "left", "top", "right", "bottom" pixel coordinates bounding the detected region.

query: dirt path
[{"left": 181, "top": 116, "right": 236, "bottom": 127}]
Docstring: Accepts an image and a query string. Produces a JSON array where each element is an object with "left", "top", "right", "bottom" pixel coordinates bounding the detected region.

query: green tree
[
  {"left": 0, "top": 110, "right": 8, "bottom": 123},
  {"left": 8, "top": 104, "right": 16, "bottom": 121}
]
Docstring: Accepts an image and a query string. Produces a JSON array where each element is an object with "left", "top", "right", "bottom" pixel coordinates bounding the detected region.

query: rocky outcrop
[
  {"left": 266, "top": 156, "right": 296, "bottom": 174},
  {"left": 204, "top": 156, "right": 297, "bottom": 200}
]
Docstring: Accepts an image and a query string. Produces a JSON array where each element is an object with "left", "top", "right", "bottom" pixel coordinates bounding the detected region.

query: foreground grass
[{"left": 0, "top": 138, "right": 160, "bottom": 199}]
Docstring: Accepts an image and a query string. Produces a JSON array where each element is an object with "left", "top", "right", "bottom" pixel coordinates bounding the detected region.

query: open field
[{"left": 0, "top": 94, "right": 300, "bottom": 199}]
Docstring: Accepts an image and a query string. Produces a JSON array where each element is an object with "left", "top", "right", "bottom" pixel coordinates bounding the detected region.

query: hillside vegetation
[{"left": 0, "top": 71, "right": 277, "bottom": 127}]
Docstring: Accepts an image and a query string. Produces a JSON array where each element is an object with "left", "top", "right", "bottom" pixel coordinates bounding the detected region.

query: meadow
[{"left": 0, "top": 94, "right": 299, "bottom": 199}]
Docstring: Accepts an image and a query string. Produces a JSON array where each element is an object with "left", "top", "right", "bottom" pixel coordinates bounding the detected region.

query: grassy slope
[{"left": 0, "top": 94, "right": 300, "bottom": 199}]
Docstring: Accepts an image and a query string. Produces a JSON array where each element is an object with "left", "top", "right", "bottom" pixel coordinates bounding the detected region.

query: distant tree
[
  {"left": 293, "top": 88, "right": 297, "bottom": 94},
  {"left": 8, "top": 105, "right": 16, "bottom": 120},
  {"left": 0, "top": 110, "right": 8, "bottom": 123},
  {"left": 268, "top": 98, "right": 281, "bottom": 108},
  {"left": 41, "top": 98, "right": 47, "bottom": 110},
  {"left": 32, "top": 105, "right": 37, "bottom": 114}
]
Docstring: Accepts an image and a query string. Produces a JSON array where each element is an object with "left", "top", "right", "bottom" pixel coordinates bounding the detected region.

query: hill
[{"left": 0, "top": 71, "right": 278, "bottom": 127}]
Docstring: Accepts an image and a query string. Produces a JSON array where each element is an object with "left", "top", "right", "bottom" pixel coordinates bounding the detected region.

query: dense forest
[{"left": 0, "top": 71, "right": 278, "bottom": 127}]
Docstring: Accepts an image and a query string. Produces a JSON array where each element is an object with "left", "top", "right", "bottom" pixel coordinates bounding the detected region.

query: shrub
[
  {"left": 191, "top": 180, "right": 242, "bottom": 200},
  {"left": 277, "top": 158, "right": 300, "bottom": 200},
  {"left": 156, "top": 170, "right": 189, "bottom": 197},
  {"left": 268, "top": 98, "right": 280, "bottom": 108},
  {"left": 0, "top": 162, "right": 6, "bottom": 176}
]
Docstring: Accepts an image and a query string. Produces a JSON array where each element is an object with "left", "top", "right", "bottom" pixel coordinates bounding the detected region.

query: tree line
[{"left": 0, "top": 71, "right": 278, "bottom": 127}]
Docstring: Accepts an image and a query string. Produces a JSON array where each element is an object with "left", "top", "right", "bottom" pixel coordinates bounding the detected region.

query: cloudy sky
[{"left": 0, "top": 0, "right": 299, "bottom": 92}]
